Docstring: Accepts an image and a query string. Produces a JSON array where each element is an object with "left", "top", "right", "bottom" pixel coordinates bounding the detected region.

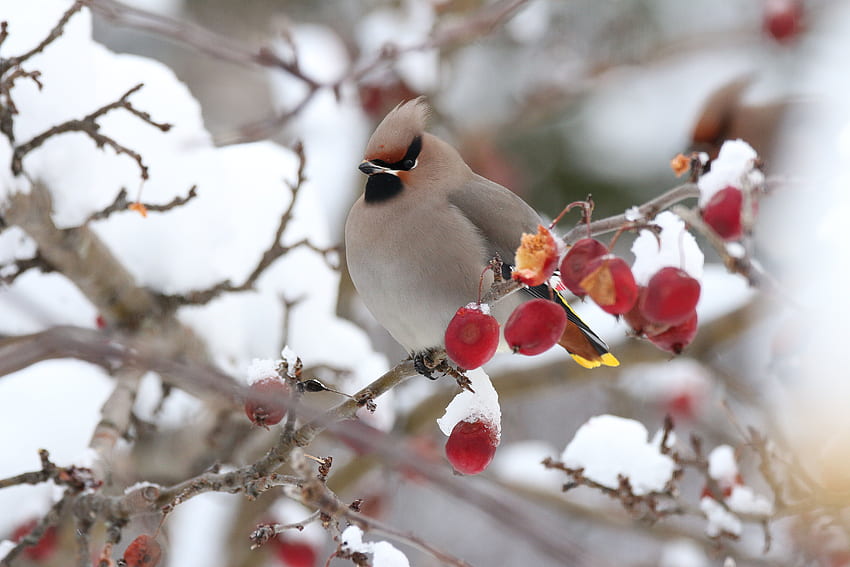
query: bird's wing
[{"left": 446, "top": 174, "right": 541, "bottom": 263}]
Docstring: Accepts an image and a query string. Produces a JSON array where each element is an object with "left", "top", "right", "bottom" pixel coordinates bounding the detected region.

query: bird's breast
[{"left": 345, "top": 196, "right": 492, "bottom": 352}]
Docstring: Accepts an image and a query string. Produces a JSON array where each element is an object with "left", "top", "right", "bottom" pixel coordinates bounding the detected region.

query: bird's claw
[{"left": 413, "top": 348, "right": 444, "bottom": 379}]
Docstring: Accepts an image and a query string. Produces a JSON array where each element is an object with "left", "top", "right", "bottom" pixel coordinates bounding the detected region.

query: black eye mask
[{"left": 369, "top": 136, "right": 422, "bottom": 172}]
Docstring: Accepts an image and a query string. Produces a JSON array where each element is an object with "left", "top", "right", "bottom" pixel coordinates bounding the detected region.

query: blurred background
[
  {"left": 3, "top": 0, "right": 848, "bottom": 566},
  {"left": 91, "top": 0, "right": 849, "bottom": 565}
]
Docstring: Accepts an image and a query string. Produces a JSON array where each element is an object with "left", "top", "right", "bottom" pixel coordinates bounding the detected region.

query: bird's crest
[{"left": 364, "top": 97, "right": 430, "bottom": 164}]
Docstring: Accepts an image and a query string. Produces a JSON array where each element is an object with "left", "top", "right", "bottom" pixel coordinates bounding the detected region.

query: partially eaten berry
[
  {"left": 580, "top": 255, "right": 638, "bottom": 315},
  {"left": 512, "top": 225, "right": 560, "bottom": 287},
  {"left": 559, "top": 238, "right": 609, "bottom": 297}
]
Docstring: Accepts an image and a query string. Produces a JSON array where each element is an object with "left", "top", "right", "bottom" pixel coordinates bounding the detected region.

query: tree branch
[{"left": 11, "top": 83, "right": 170, "bottom": 179}]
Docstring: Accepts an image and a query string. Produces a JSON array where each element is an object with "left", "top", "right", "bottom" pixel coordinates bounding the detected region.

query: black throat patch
[{"left": 365, "top": 173, "right": 403, "bottom": 203}]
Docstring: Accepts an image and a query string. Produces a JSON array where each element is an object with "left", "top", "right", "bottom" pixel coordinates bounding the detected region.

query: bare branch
[
  {"left": 86, "top": 0, "right": 319, "bottom": 87},
  {"left": 85, "top": 185, "right": 198, "bottom": 223},
  {"left": 350, "top": 0, "right": 531, "bottom": 83},
  {"left": 560, "top": 182, "right": 700, "bottom": 245},
  {"left": 0, "top": 251, "right": 54, "bottom": 284},
  {"left": 0, "top": 326, "right": 240, "bottom": 404},
  {"left": 0, "top": 488, "right": 71, "bottom": 566},
  {"left": 11, "top": 83, "right": 170, "bottom": 180},
  {"left": 3, "top": 182, "right": 210, "bottom": 361},
  {"left": 0, "top": 2, "right": 86, "bottom": 70},
  {"left": 672, "top": 204, "right": 781, "bottom": 292},
  {"left": 156, "top": 143, "right": 327, "bottom": 308}
]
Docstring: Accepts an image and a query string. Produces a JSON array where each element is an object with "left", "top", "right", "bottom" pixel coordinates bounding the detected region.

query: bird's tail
[
  {"left": 508, "top": 264, "right": 619, "bottom": 368},
  {"left": 546, "top": 276, "right": 619, "bottom": 369}
]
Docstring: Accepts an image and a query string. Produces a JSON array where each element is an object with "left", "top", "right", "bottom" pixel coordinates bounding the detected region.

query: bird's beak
[{"left": 359, "top": 160, "right": 389, "bottom": 176}]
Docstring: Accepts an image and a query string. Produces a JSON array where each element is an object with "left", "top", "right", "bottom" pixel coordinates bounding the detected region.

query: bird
[{"left": 345, "top": 98, "right": 618, "bottom": 375}]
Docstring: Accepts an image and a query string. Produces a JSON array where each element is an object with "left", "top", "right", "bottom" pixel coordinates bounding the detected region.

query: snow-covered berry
[{"left": 445, "top": 419, "right": 499, "bottom": 475}]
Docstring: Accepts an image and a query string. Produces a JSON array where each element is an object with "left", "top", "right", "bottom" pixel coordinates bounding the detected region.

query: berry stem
[
  {"left": 548, "top": 197, "right": 594, "bottom": 233},
  {"left": 560, "top": 183, "right": 699, "bottom": 245}
]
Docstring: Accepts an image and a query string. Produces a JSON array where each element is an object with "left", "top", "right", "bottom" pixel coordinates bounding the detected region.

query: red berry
[
  {"left": 445, "top": 419, "right": 498, "bottom": 475},
  {"left": 512, "top": 225, "right": 560, "bottom": 287},
  {"left": 444, "top": 306, "right": 500, "bottom": 369},
  {"left": 504, "top": 299, "right": 567, "bottom": 355},
  {"left": 701, "top": 186, "right": 753, "bottom": 241},
  {"left": 275, "top": 539, "right": 317, "bottom": 567},
  {"left": 244, "top": 377, "right": 290, "bottom": 428},
  {"left": 559, "top": 238, "right": 609, "bottom": 297},
  {"left": 647, "top": 311, "right": 698, "bottom": 354},
  {"left": 763, "top": 0, "right": 803, "bottom": 43},
  {"left": 623, "top": 286, "right": 653, "bottom": 335},
  {"left": 666, "top": 391, "right": 697, "bottom": 420},
  {"left": 580, "top": 255, "right": 638, "bottom": 315},
  {"left": 122, "top": 534, "right": 162, "bottom": 567},
  {"left": 11, "top": 520, "right": 57, "bottom": 561},
  {"left": 640, "top": 267, "right": 701, "bottom": 326}
]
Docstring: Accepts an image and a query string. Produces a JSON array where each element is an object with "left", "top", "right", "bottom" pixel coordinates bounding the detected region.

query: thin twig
[
  {"left": 11, "top": 83, "right": 170, "bottom": 180},
  {"left": 156, "top": 143, "right": 329, "bottom": 308},
  {"left": 561, "top": 183, "right": 700, "bottom": 245},
  {"left": 86, "top": 0, "right": 320, "bottom": 88},
  {"left": 0, "top": 1, "right": 86, "bottom": 71},
  {"left": 85, "top": 185, "right": 198, "bottom": 223}
]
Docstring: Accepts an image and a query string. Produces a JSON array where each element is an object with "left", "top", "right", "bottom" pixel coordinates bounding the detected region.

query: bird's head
[{"left": 359, "top": 97, "right": 470, "bottom": 203}]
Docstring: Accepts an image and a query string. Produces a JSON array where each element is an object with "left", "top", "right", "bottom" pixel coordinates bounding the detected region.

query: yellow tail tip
[{"left": 570, "top": 352, "right": 620, "bottom": 369}]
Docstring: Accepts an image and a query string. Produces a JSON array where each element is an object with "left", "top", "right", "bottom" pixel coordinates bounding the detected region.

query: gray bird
[{"left": 345, "top": 98, "right": 617, "bottom": 375}]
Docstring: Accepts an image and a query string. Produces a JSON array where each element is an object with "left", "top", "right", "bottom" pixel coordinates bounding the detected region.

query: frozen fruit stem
[
  {"left": 580, "top": 255, "right": 638, "bottom": 315},
  {"left": 244, "top": 377, "right": 290, "bottom": 428},
  {"left": 445, "top": 419, "right": 499, "bottom": 475},
  {"left": 504, "top": 298, "right": 568, "bottom": 356},
  {"left": 640, "top": 267, "right": 701, "bottom": 326},
  {"left": 444, "top": 305, "right": 500, "bottom": 369},
  {"left": 512, "top": 224, "right": 560, "bottom": 287},
  {"left": 559, "top": 238, "right": 609, "bottom": 297}
]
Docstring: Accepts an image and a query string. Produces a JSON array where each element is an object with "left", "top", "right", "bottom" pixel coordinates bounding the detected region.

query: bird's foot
[
  {"left": 413, "top": 348, "right": 445, "bottom": 380},
  {"left": 437, "top": 361, "right": 474, "bottom": 393}
]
